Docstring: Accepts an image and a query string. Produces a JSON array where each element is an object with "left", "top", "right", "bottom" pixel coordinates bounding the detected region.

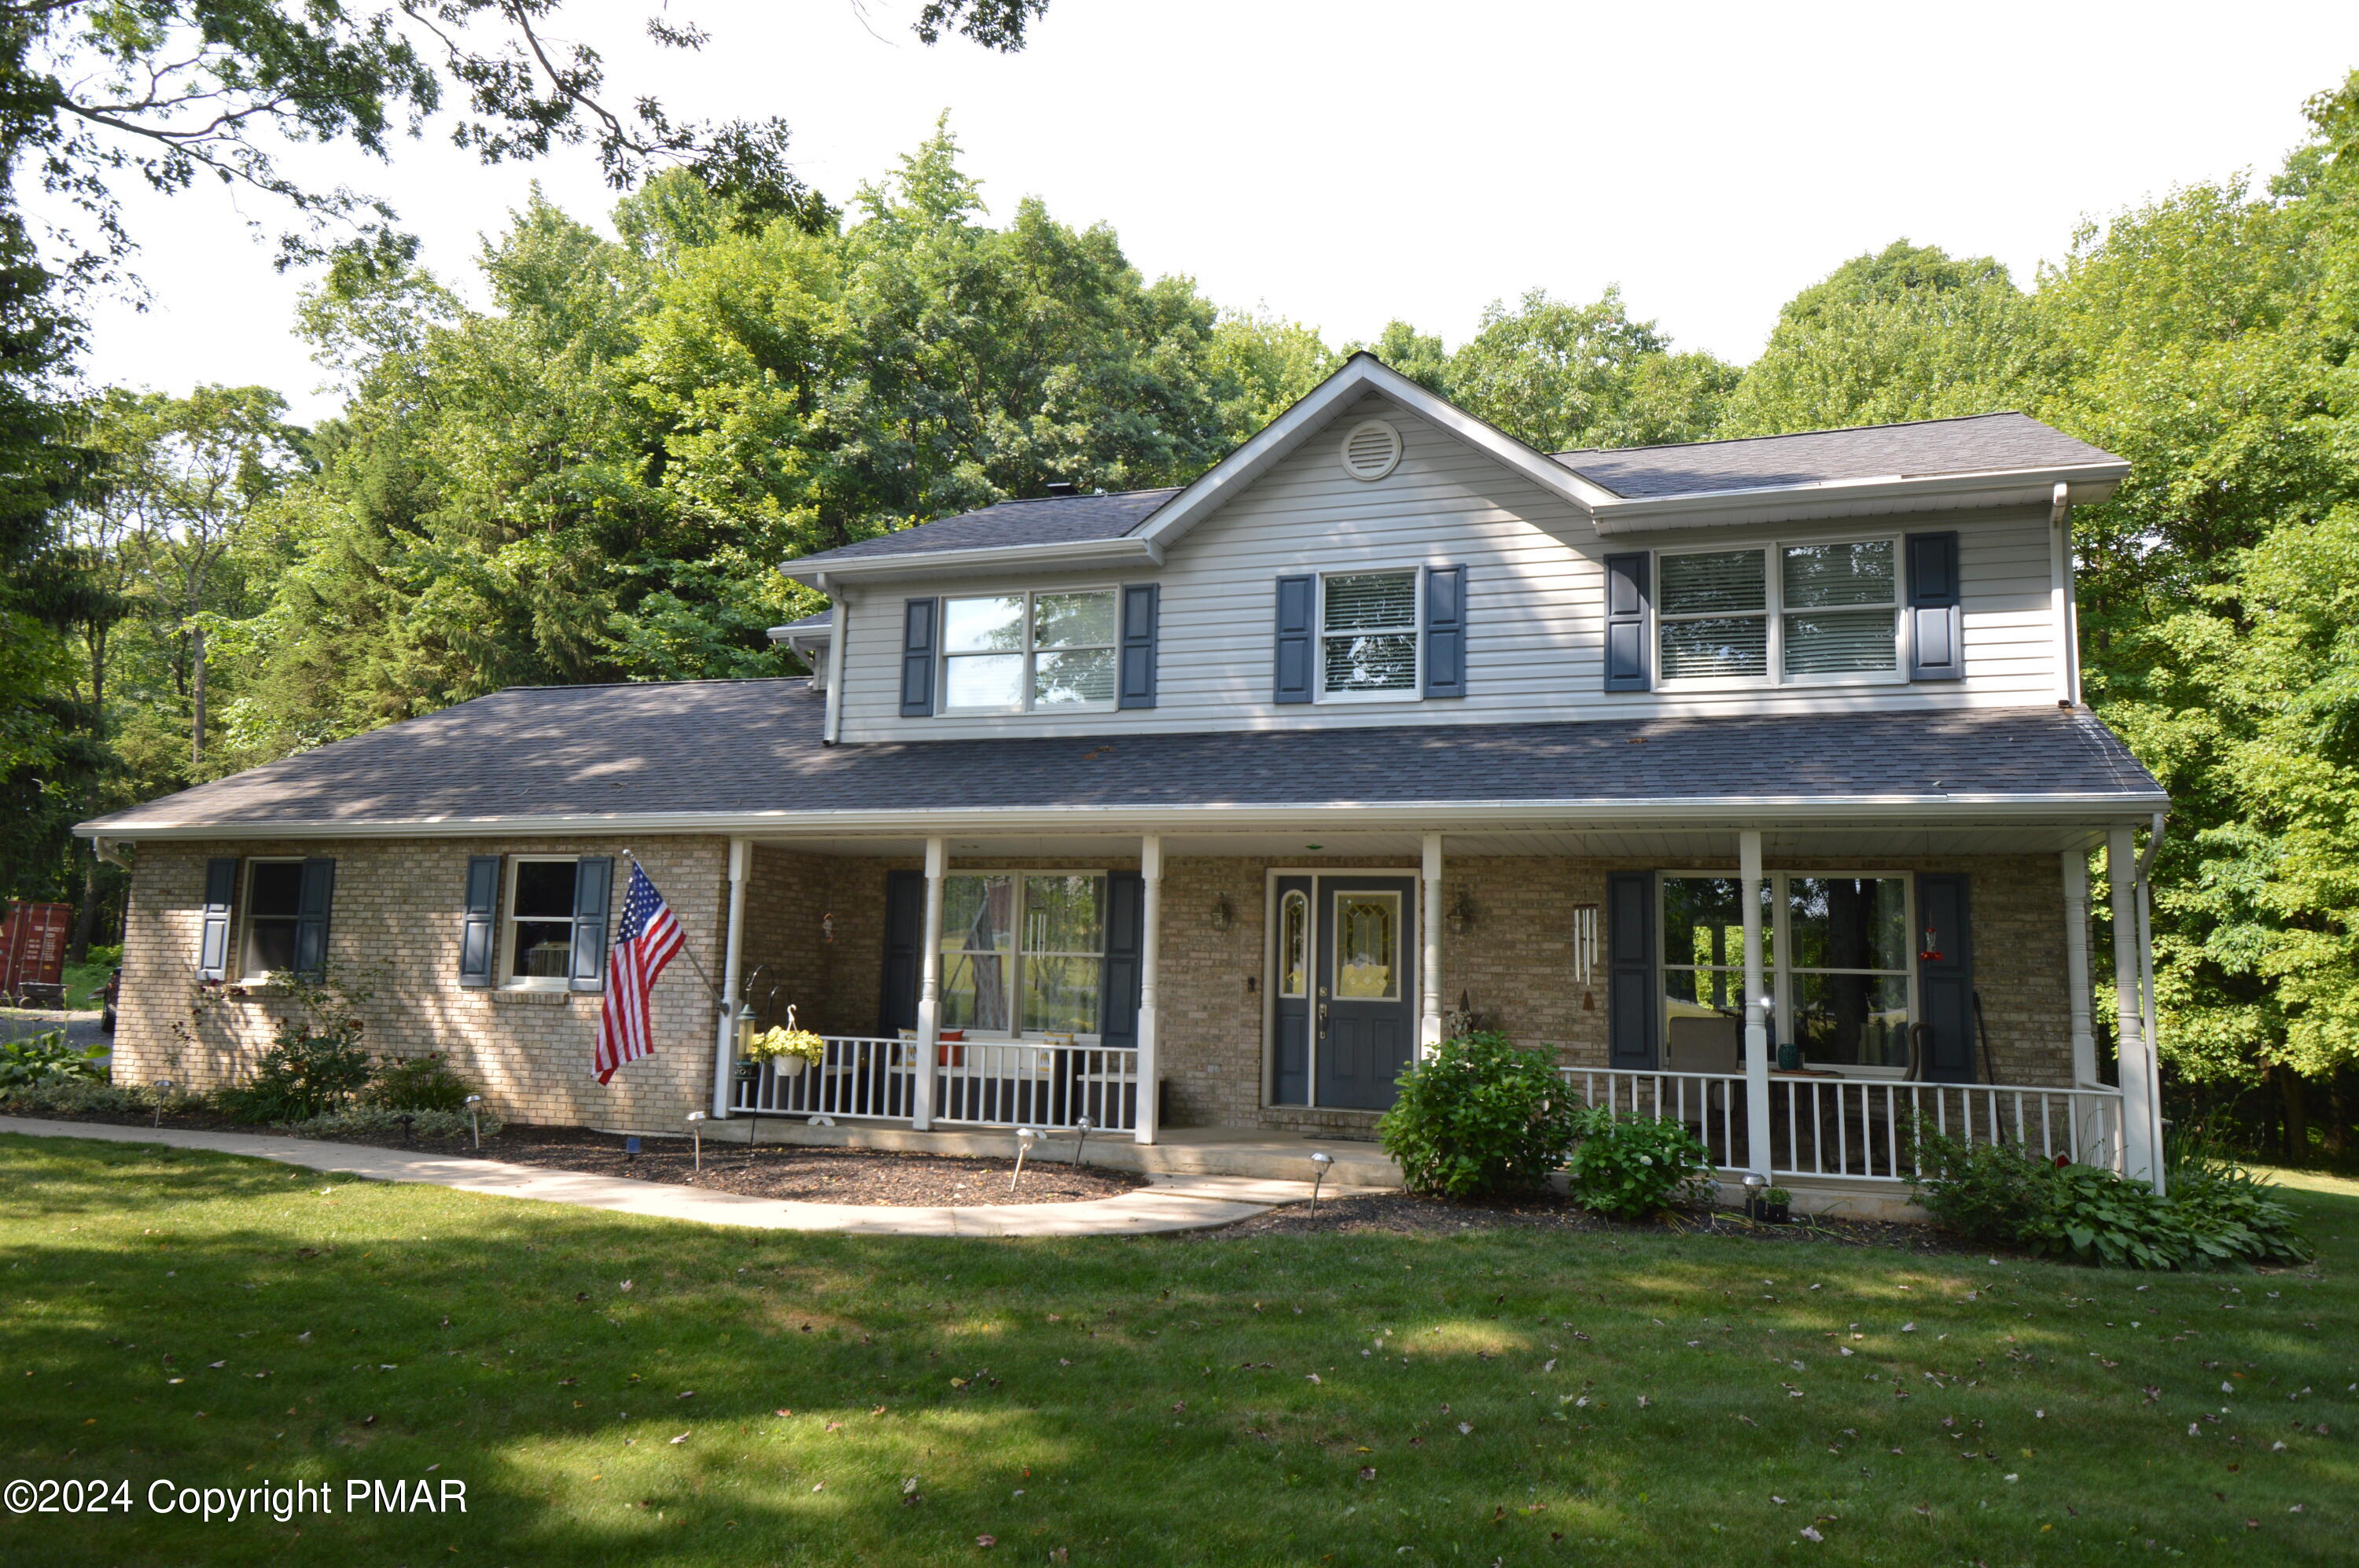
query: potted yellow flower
[{"left": 742, "top": 1007, "right": 826, "bottom": 1078}]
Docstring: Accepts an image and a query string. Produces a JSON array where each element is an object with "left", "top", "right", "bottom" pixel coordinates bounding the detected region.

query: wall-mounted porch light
[
  {"left": 822, "top": 911, "right": 836, "bottom": 944},
  {"left": 1445, "top": 889, "right": 1477, "bottom": 937},
  {"left": 1209, "top": 894, "right": 1235, "bottom": 933}
]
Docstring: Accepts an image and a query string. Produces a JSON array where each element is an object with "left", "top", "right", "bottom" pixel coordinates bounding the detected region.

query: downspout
[
  {"left": 94, "top": 837, "right": 133, "bottom": 870},
  {"left": 819, "top": 574, "right": 849, "bottom": 747},
  {"left": 2135, "top": 811, "right": 2168, "bottom": 1187},
  {"left": 2050, "top": 481, "right": 2083, "bottom": 706}
]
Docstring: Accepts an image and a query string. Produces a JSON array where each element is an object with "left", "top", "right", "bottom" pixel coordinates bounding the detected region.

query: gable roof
[
  {"left": 79, "top": 683, "right": 2164, "bottom": 839},
  {"left": 1555, "top": 413, "right": 2122, "bottom": 500},
  {"left": 789, "top": 488, "right": 1179, "bottom": 573},
  {"left": 779, "top": 360, "right": 2129, "bottom": 580}
]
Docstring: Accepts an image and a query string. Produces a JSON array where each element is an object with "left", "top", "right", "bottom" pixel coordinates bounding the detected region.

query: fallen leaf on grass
[
  {"left": 975, "top": 1535, "right": 996, "bottom": 1548},
  {"left": 1799, "top": 1526, "right": 1823, "bottom": 1542},
  {"left": 668, "top": 1433, "right": 688, "bottom": 1445}
]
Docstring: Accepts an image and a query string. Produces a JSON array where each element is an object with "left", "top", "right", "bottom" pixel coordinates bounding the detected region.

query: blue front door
[{"left": 1313, "top": 877, "right": 1417, "bottom": 1110}]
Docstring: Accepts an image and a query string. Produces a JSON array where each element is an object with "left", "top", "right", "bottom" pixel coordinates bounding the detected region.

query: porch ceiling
[{"left": 749, "top": 821, "right": 2122, "bottom": 860}]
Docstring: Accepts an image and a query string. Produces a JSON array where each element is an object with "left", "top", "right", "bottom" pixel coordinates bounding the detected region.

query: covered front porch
[{"left": 694, "top": 813, "right": 2165, "bottom": 1199}]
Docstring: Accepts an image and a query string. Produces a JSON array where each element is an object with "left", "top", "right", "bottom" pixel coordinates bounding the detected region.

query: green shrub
[
  {"left": 212, "top": 1018, "right": 374, "bottom": 1124},
  {"left": 0, "top": 1076, "right": 156, "bottom": 1118},
  {"left": 368, "top": 1052, "right": 477, "bottom": 1111},
  {"left": 1561, "top": 1106, "right": 1714, "bottom": 1220},
  {"left": 0, "top": 1029, "right": 108, "bottom": 1089},
  {"left": 286, "top": 1105, "right": 501, "bottom": 1143},
  {"left": 1378, "top": 1031, "right": 1580, "bottom": 1198},
  {"left": 1909, "top": 1127, "right": 2310, "bottom": 1270},
  {"left": 84, "top": 943, "right": 122, "bottom": 969}
]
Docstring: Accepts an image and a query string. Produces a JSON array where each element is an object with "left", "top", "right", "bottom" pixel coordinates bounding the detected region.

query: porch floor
[{"left": 713, "top": 1117, "right": 1406, "bottom": 1189}]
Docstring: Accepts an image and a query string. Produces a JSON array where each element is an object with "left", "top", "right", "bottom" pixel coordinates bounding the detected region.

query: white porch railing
[
  {"left": 730, "top": 1035, "right": 1139, "bottom": 1135},
  {"left": 1559, "top": 1066, "right": 2127, "bottom": 1183}
]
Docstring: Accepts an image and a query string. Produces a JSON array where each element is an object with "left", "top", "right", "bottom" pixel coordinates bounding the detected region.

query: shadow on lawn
[{"left": 3, "top": 1134, "right": 2353, "bottom": 1566}]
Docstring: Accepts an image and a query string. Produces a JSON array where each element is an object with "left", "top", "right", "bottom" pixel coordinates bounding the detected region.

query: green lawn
[{"left": 1, "top": 1137, "right": 2350, "bottom": 1567}]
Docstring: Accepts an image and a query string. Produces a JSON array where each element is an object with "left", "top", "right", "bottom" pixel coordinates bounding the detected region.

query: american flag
[{"left": 594, "top": 862, "right": 686, "bottom": 1084}]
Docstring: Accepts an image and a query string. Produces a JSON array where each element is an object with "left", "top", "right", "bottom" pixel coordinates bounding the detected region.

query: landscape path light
[
  {"left": 1011, "top": 1127, "right": 1040, "bottom": 1193},
  {"left": 1743, "top": 1171, "right": 1768, "bottom": 1220},
  {"left": 465, "top": 1093, "right": 484, "bottom": 1150},
  {"left": 152, "top": 1078, "right": 171, "bottom": 1128},
  {"left": 686, "top": 1110, "right": 706, "bottom": 1171},
  {"left": 1309, "top": 1150, "right": 1334, "bottom": 1213},
  {"left": 1073, "top": 1114, "right": 1092, "bottom": 1169}
]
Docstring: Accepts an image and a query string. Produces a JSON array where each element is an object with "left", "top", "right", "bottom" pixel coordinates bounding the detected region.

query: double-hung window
[
  {"left": 940, "top": 591, "right": 1117, "bottom": 712},
  {"left": 1655, "top": 536, "right": 1902, "bottom": 686},
  {"left": 1320, "top": 570, "right": 1419, "bottom": 698},
  {"left": 504, "top": 857, "right": 582, "bottom": 988},
  {"left": 237, "top": 859, "right": 304, "bottom": 981},
  {"left": 941, "top": 872, "right": 1106, "bottom": 1034}
]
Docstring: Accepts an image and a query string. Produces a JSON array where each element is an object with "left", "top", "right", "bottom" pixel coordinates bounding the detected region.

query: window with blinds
[
  {"left": 1320, "top": 570, "right": 1419, "bottom": 696},
  {"left": 1654, "top": 536, "right": 1905, "bottom": 686},
  {"left": 1781, "top": 541, "right": 1897, "bottom": 676},
  {"left": 1658, "top": 550, "right": 1768, "bottom": 679}
]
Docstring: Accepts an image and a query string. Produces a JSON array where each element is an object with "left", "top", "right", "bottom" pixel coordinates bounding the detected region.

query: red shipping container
[{"left": 2, "top": 900, "right": 72, "bottom": 998}]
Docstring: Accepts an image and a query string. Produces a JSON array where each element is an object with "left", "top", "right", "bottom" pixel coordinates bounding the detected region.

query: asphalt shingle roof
[
  {"left": 84, "top": 684, "right": 2164, "bottom": 833},
  {"left": 1554, "top": 413, "right": 2122, "bottom": 500},
  {"left": 789, "top": 488, "right": 1180, "bottom": 569}
]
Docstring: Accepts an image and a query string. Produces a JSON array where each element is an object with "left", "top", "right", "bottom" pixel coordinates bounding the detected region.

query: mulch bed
[
  {"left": 436, "top": 1124, "right": 1150, "bottom": 1206},
  {"left": 1202, "top": 1188, "right": 1989, "bottom": 1253},
  {"left": 6, "top": 1105, "right": 1147, "bottom": 1207}
]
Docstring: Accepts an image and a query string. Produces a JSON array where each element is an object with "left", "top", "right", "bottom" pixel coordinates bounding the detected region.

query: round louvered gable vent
[{"left": 1340, "top": 419, "right": 1402, "bottom": 481}]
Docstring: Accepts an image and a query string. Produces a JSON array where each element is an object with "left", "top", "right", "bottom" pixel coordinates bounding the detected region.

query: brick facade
[{"left": 113, "top": 838, "right": 2080, "bottom": 1136}]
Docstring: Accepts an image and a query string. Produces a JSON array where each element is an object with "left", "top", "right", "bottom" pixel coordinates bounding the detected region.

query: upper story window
[
  {"left": 1656, "top": 536, "right": 1901, "bottom": 687},
  {"left": 942, "top": 590, "right": 1117, "bottom": 712},
  {"left": 1320, "top": 570, "right": 1419, "bottom": 699}
]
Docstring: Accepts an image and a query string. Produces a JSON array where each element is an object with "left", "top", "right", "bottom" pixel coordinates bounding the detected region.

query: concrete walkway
[{"left": 0, "top": 1116, "right": 1342, "bottom": 1236}]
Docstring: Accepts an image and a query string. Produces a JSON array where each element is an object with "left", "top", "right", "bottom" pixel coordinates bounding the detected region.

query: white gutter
[
  {"left": 75, "top": 793, "right": 2170, "bottom": 843},
  {"left": 1585, "top": 462, "right": 2129, "bottom": 534}
]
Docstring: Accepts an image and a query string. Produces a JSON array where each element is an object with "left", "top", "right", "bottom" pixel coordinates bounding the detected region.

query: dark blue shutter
[
  {"left": 458, "top": 856, "right": 501, "bottom": 988},
  {"left": 877, "top": 870, "right": 923, "bottom": 1036},
  {"left": 1907, "top": 532, "right": 1963, "bottom": 681},
  {"left": 569, "top": 856, "right": 613, "bottom": 992},
  {"left": 1423, "top": 565, "right": 1466, "bottom": 698},
  {"left": 293, "top": 857, "right": 336, "bottom": 981},
  {"left": 1118, "top": 583, "right": 1158, "bottom": 709},
  {"left": 899, "top": 598, "right": 939, "bottom": 716},
  {"left": 1273, "top": 576, "right": 1315, "bottom": 703},
  {"left": 1606, "top": 871, "right": 1658, "bottom": 1069},
  {"left": 197, "top": 856, "right": 236, "bottom": 981},
  {"left": 1915, "top": 873, "right": 1977, "bottom": 1082},
  {"left": 1603, "top": 553, "right": 1651, "bottom": 691},
  {"left": 1099, "top": 872, "right": 1144, "bottom": 1049}
]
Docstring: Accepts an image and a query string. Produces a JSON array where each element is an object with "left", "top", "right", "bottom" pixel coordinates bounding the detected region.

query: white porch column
[
  {"left": 912, "top": 836, "right": 945, "bottom": 1132},
  {"left": 1739, "top": 830, "right": 1773, "bottom": 1180},
  {"left": 1419, "top": 832, "right": 1444, "bottom": 1055},
  {"left": 1135, "top": 835, "right": 1162, "bottom": 1145},
  {"left": 2062, "top": 849, "right": 2097, "bottom": 1088},
  {"left": 2108, "top": 825, "right": 2159, "bottom": 1189},
  {"left": 710, "top": 837, "right": 751, "bottom": 1119}
]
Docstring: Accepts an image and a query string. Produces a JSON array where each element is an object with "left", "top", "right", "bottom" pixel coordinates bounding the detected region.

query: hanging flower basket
[{"left": 745, "top": 1018, "right": 826, "bottom": 1077}]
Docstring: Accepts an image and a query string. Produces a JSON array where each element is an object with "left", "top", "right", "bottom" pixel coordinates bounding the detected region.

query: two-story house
[{"left": 79, "top": 355, "right": 2172, "bottom": 1202}]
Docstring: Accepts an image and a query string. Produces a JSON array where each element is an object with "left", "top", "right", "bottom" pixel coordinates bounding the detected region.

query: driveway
[{"left": 0, "top": 1008, "right": 106, "bottom": 1050}]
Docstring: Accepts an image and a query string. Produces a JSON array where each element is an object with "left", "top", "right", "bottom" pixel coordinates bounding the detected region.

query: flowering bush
[{"left": 1560, "top": 1106, "right": 1713, "bottom": 1220}]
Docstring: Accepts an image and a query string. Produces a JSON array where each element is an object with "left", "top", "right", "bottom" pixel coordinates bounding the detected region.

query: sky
[{"left": 39, "top": 0, "right": 2359, "bottom": 424}]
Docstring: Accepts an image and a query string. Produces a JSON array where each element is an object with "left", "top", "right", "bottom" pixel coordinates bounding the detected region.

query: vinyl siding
[{"left": 835, "top": 395, "right": 2066, "bottom": 742}]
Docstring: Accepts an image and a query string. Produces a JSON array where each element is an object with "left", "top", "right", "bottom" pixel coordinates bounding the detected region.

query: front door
[{"left": 1313, "top": 876, "right": 1418, "bottom": 1109}]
